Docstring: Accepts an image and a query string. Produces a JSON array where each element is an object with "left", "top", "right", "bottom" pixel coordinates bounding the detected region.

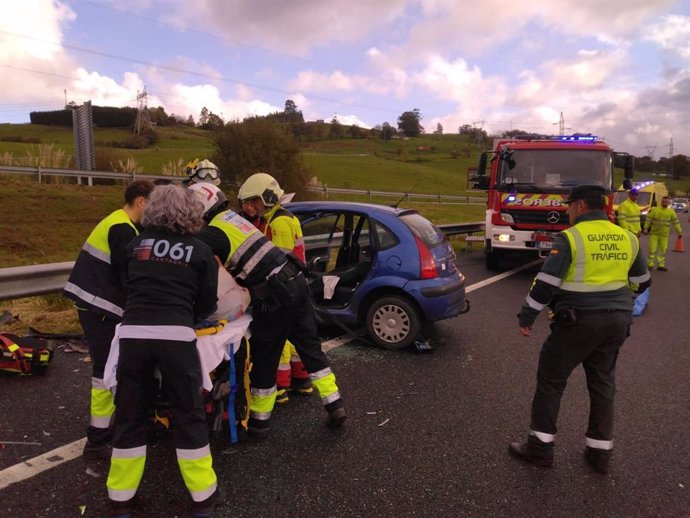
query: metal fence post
[{"left": 37, "top": 166, "right": 42, "bottom": 184}]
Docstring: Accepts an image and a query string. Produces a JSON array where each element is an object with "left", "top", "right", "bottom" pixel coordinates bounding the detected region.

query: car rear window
[{"left": 399, "top": 213, "right": 444, "bottom": 247}]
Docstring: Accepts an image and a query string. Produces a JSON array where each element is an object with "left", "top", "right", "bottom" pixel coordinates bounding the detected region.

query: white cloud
[
  {"left": 289, "top": 70, "right": 393, "bottom": 96},
  {"left": 645, "top": 15, "right": 690, "bottom": 59},
  {"left": 169, "top": 0, "right": 409, "bottom": 55}
]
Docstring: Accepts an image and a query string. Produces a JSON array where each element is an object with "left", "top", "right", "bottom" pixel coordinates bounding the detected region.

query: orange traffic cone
[{"left": 672, "top": 236, "right": 685, "bottom": 252}]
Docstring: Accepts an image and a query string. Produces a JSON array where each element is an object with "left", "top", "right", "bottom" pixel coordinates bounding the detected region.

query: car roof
[{"left": 285, "top": 200, "right": 419, "bottom": 217}]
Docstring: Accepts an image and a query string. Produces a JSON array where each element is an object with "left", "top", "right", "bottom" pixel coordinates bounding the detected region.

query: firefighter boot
[
  {"left": 191, "top": 488, "right": 222, "bottom": 518},
  {"left": 508, "top": 435, "right": 554, "bottom": 467},
  {"left": 325, "top": 400, "right": 347, "bottom": 428},
  {"left": 246, "top": 417, "right": 270, "bottom": 440},
  {"left": 584, "top": 447, "right": 611, "bottom": 474}
]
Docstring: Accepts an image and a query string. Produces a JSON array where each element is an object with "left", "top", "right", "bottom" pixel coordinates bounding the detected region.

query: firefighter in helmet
[
  {"left": 184, "top": 158, "right": 222, "bottom": 187},
  {"left": 192, "top": 182, "right": 346, "bottom": 438},
  {"left": 238, "top": 173, "right": 313, "bottom": 403}
]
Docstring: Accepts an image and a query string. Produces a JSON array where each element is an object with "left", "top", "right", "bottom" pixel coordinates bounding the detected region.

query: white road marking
[
  {"left": 0, "top": 260, "right": 539, "bottom": 489},
  {"left": 465, "top": 260, "right": 541, "bottom": 293},
  {"left": 0, "top": 437, "right": 86, "bottom": 490}
]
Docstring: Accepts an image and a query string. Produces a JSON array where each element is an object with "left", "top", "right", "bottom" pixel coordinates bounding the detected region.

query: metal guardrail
[
  {"left": 0, "top": 166, "right": 484, "bottom": 205},
  {"left": 0, "top": 223, "right": 485, "bottom": 301},
  {"left": 0, "top": 165, "right": 183, "bottom": 184},
  {"left": 0, "top": 262, "right": 75, "bottom": 301},
  {"left": 306, "top": 186, "right": 486, "bottom": 205}
]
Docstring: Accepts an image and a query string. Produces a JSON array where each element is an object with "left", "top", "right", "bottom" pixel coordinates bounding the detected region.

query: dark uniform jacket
[
  {"left": 122, "top": 230, "right": 218, "bottom": 328},
  {"left": 64, "top": 209, "right": 139, "bottom": 320}
]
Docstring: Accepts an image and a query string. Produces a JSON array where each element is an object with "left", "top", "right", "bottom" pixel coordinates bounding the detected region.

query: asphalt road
[{"left": 1, "top": 224, "right": 689, "bottom": 517}]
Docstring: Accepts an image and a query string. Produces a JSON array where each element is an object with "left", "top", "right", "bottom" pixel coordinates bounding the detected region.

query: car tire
[{"left": 366, "top": 295, "right": 421, "bottom": 350}]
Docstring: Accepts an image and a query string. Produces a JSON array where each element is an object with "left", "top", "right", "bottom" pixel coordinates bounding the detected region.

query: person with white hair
[{"left": 106, "top": 185, "right": 221, "bottom": 518}]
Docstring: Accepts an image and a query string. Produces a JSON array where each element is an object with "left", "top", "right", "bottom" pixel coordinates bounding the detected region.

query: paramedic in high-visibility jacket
[
  {"left": 238, "top": 173, "right": 313, "bottom": 404},
  {"left": 190, "top": 183, "right": 346, "bottom": 440},
  {"left": 510, "top": 185, "right": 651, "bottom": 474},
  {"left": 616, "top": 188, "right": 641, "bottom": 236},
  {"left": 64, "top": 179, "right": 154, "bottom": 461},
  {"left": 106, "top": 185, "right": 220, "bottom": 517},
  {"left": 643, "top": 195, "right": 683, "bottom": 271}
]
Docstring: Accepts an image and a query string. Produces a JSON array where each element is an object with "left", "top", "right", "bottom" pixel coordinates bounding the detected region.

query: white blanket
[{"left": 103, "top": 313, "right": 252, "bottom": 392}]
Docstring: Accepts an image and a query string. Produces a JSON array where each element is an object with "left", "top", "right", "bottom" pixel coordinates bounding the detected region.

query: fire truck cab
[{"left": 475, "top": 134, "right": 634, "bottom": 270}]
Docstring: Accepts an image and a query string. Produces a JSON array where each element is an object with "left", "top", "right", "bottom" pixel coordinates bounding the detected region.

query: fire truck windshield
[{"left": 499, "top": 149, "right": 612, "bottom": 192}]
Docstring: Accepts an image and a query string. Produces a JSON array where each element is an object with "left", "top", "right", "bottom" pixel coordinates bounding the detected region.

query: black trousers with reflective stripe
[
  {"left": 78, "top": 309, "right": 118, "bottom": 444},
  {"left": 250, "top": 275, "right": 332, "bottom": 392},
  {"left": 112, "top": 338, "right": 208, "bottom": 451},
  {"left": 530, "top": 310, "right": 631, "bottom": 442}
]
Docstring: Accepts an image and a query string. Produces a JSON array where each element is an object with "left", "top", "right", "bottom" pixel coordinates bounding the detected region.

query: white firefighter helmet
[
  {"left": 186, "top": 158, "right": 221, "bottom": 186},
  {"left": 238, "top": 172, "right": 284, "bottom": 207},
  {"left": 188, "top": 183, "right": 228, "bottom": 221}
]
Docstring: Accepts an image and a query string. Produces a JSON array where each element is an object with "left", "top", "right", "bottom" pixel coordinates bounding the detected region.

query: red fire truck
[{"left": 475, "top": 134, "right": 634, "bottom": 270}]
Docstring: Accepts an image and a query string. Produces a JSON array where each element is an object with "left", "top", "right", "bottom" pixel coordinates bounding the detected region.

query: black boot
[
  {"left": 325, "top": 400, "right": 347, "bottom": 428},
  {"left": 508, "top": 434, "right": 554, "bottom": 467},
  {"left": 584, "top": 446, "right": 611, "bottom": 473},
  {"left": 246, "top": 417, "right": 270, "bottom": 439}
]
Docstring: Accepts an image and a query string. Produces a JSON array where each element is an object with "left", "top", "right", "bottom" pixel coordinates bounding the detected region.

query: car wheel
[{"left": 366, "top": 295, "right": 421, "bottom": 350}]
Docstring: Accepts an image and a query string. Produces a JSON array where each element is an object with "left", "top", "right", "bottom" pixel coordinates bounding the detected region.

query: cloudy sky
[{"left": 2, "top": 0, "right": 690, "bottom": 156}]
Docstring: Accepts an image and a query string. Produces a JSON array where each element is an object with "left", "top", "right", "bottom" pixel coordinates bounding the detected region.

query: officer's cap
[{"left": 563, "top": 184, "right": 606, "bottom": 204}]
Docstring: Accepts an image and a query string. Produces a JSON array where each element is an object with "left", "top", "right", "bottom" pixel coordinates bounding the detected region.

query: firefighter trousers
[
  {"left": 249, "top": 271, "right": 342, "bottom": 424},
  {"left": 78, "top": 309, "right": 118, "bottom": 445},
  {"left": 529, "top": 310, "right": 631, "bottom": 449},
  {"left": 107, "top": 336, "right": 217, "bottom": 504}
]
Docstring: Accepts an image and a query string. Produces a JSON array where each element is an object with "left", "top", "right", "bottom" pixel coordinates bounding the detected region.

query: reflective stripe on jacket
[
  {"left": 64, "top": 209, "right": 138, "bottom": 319},
  {"left": 643, "top": 206, "right": 682, "bottom": 236},
  {"left": 208, "top": 210, "right": 287, "bottom": 287},
  {"left": 561, "top": 220, "right": 637, "bottom": 293}
]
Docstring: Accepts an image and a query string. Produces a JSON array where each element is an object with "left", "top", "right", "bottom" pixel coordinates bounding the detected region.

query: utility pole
[
  {"left": 134, "top": 87, "right": 153, "bottom": 135},
  {"left": 668, "top": 137, "right": 675, "bottom": 179},
  {"left": 644, "top": 145, "right": 657, "bottom": 160},
  {"left": 552, "top": 112, "right": 570, "bottom": 136},
  {"left": 471, "top": 119, "right": 486, "bottom": 146}
]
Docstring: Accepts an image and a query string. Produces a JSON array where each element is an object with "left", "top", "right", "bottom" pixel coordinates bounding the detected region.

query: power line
[{"left": 0, "top": 30, "right": 409, "bottom": 118}]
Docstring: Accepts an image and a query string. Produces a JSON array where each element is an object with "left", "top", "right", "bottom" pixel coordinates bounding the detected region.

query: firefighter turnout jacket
[
  {"left": 64, "top": 209, "right": 139, "bottom": 319},
  {"left": 263, "top": 204, "right": 306, "bottom": 262},
  {"left": 519, "top": 211, "right": 651, "bottom": 328},
  {"left": 198, "top": 209, "right": 288, "bottom": 290}
]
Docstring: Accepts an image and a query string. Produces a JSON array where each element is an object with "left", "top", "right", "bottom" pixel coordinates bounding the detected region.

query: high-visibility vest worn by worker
[
  {"left": 560, "top": 220, "right": 637, "bottom": 293},
  {"left": 207, "top": 209, "right": 287, "bottom": 287},
  {"left": 64, "top": 209, "right": 138, "bottom": 319},
  {"left": 617, "top": 198, "right": 641, "bottom": 235},
  {"left": 644, "top": 206, "right": 682, "bottom": 236}
]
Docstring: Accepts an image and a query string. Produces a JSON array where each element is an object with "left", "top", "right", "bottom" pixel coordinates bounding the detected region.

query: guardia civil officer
[
  {"left": 510, "top": 185, "right": 651, "bottom": 473},
  {"left": 64, "top": 180, "right": 154, "bottom": 461},
  {"left": 189, "top": 183, "right": 346, "bottom": 439},
  {"left": 106, "top": 185, "right": 220, "bottom": 517}
]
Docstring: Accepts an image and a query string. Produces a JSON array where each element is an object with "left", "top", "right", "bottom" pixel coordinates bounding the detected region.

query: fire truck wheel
[
  {"left": 485, "top": 249, "right": 502, "bottom": 271},
  {"left": 366, "top": 295, "right": 421, "bottom": 350}
]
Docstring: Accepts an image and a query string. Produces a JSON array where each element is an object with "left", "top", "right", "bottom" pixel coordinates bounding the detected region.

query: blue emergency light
[{"left": 559, "top": 135, "right": 598, "bottom": 142}]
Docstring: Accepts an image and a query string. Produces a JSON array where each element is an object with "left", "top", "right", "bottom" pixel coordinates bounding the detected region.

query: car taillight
[{"left": 415, "top": 236, "right": 438, "bottom": 279}]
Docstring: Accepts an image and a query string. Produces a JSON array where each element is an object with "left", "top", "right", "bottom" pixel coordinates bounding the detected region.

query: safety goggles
[{"left": 194, "top": 167, "right": 220, "bottom": 181}]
